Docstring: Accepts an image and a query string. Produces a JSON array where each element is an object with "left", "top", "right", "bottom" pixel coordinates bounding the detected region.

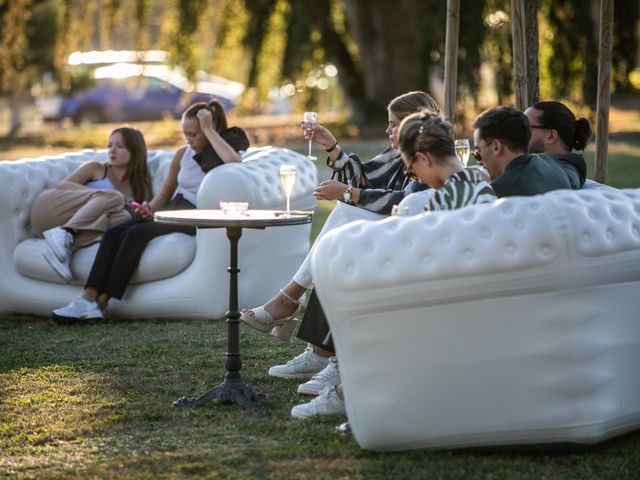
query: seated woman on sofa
[
  {"left": 290, "top": 108, "right": 498, "bottom": 420},
  {"left": 52, "top": 99, "right": 249, "bottom": 323},
  {"left": 31, "top": 127, "right": 151, "bottom": 283},
  {"left": 239, "top": 91, "right": 437, "bottom": 346}
]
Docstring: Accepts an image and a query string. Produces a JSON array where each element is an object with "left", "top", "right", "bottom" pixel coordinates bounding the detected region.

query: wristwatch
[{"left": 343, "top": 182, "right": 353, "bottom": 203}]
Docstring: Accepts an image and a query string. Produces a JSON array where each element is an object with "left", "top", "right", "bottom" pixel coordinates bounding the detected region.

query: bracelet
[{"left": 325, "top": 141, "right": 339, "bottom": 153}]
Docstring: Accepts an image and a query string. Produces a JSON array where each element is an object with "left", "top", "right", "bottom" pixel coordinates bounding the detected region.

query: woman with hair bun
[
  {"left": 52, "top": 98, "right": 249, "bottom": 323},
  {"left": 398, "top": 109, "right": 497, "bottom": 209}
]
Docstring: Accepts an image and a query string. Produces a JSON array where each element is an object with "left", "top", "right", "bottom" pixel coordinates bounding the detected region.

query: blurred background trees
[{"left": 1, "top": 0, "right": 639, "bottom": 135}]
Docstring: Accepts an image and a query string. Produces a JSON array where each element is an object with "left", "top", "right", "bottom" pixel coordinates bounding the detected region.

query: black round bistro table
[{"left": 154, "top": 209, "right": 312, "bottom": 410}]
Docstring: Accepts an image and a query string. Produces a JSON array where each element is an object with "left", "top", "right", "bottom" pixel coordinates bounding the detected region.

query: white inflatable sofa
[
  {"left": 312, "top": 186, "right": 640, "bottom": 451},
  {"left": 0, "top": 147, "right": 316, "bottom": 319}
]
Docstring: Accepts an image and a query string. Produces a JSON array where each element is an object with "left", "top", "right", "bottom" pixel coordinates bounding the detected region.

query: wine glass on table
[
  {"left": 454, "top": 139, "right": 471, "bottom": 167},
  {"left": 280, "top": 164, "right": 297, "bottom": 216},
  {"left": 303, "top": 111, "right": 318, "bottom": 160}
]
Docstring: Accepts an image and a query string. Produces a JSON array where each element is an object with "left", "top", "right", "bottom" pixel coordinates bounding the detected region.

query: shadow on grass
[{"left": 1, "top": 315, "right": 640, "bottom": 479}]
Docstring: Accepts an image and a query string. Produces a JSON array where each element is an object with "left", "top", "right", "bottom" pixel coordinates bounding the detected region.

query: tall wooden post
[
  {"left": 595, "top": 0, "right": 613, "bottom": 184},
  {"left": 524, "top": 0, "right": 540, "bottom": 106},
  {"left": 511, "top": 0, "right": 528, "bottom": 111},
  {"left": 444, "top": 0, "right": 460, "bottom": 122}
]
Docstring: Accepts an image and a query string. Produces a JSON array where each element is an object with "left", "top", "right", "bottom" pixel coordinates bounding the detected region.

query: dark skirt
[{"left": 296, "top": 288, "right": 335, "bottom": 353}]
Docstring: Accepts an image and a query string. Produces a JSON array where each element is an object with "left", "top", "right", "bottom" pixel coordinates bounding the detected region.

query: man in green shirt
[
  {"left": 524, "top": 101, "right": 591, "bottom": 189},
  {"left": 472, "top": 106, "right": 587, "bottom": 197}
]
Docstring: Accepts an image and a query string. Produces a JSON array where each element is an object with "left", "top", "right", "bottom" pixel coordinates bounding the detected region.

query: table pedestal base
[{"left": 172, "top": 376, "right": 265, "bottom": 410}]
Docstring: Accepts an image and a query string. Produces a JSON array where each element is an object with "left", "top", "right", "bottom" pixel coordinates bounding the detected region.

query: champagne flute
[
  {"left": 280, "top": 164, "right": 297, "bottom": 216},
  {"left": 303, "top": 111, "right": 318, "bottom": 160},
  {"left": 455, "top": 139, "right": 471, "bottom": 167}
]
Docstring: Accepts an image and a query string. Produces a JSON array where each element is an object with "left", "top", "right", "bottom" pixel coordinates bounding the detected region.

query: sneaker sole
[
  {"left": 52, "top": 313, "right": 105, "bottom": 325},
  {"left": 43, "top": 230, "right": 69, "bottom": 262},
  {"left": 268, "top": 369, "right": 320, "bottom": 379},
  {"left": 296, "top": 384, "right": 323, "bottom": 395},
  {"left": 290, "top": 406, "right": 345, "bottom": 419},
  {"left": 42, "top": 249, "right": 72, "bottom": 282}
]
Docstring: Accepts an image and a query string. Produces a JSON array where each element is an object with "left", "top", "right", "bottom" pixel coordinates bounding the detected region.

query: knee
[{"left": 95, "top": 190, "right": 126, "bottom": 209}]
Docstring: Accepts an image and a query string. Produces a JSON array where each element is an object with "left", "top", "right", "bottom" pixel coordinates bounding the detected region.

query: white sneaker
[
  {"left": 42, "top": 248, "right": 72, "bottom": 282},
  {"left": 297, "top": 356, "right": 340, "bottom": 395},
  {"left": 53, "top": 296, "right": 104, "bottom": 322},
  {"left": 291, "top": 386, "right": 346, "bottom": 419},
  {"left": 43, "top": 227, "right": 73, "bottom": 262},
  {"left": 268, "top": 347, "right": 330, "bottom": 379}
]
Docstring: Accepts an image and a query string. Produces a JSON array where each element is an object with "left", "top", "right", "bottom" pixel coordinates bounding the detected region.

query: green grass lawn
[
  {"left": 2, "top": 141, "right": 640, "bottom": 479},
  {"left": 2, "top": 317, "right": 640, "bottom": 479}
]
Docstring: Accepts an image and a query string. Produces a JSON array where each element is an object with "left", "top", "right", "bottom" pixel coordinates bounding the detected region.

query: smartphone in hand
[{"left": 130, "top": 201, "right": 154, "bottom": 218}]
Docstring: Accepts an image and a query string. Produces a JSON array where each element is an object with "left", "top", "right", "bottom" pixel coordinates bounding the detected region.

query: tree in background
[
  {"left": 1, "top": 0, "right": 639, "bottom": 134},
  {"left": 541, "top": 0, "right": 638, "bottom": 107},
  {"left": 0, "top": 0, "right": 58, "bottom": 136}
]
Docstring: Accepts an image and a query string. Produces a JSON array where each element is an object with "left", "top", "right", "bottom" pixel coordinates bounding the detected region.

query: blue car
[{"left": 39, "top": 63, "right": 243, "bottom": 124}]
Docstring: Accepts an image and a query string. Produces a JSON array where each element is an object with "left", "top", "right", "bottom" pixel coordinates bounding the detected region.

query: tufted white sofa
[
  {"left": 312, "top": 187, "right": 640, "bottom": 451},
  {"left": 0, "top": 147, "right": 316, "bottom": 319}
]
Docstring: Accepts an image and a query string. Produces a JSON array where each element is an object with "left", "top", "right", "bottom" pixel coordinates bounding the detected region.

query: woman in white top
[
  {"left": 30, "top": 127, "right": 151, "bottom": 282},
  {"left": 52, "top": 99, "right": 249, "bottom": 323}
]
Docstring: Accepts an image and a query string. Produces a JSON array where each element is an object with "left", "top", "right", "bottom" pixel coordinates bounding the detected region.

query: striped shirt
[
  {"left": 329, "top": 146, "right": 429, "bottom": 215},
  {"left": 425, "top": 169, "right": 496, "bottom": 212}
]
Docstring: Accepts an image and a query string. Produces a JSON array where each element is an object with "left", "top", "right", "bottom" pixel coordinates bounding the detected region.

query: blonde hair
[
  {"left": 398, "top": 109, "right": 455, "bottom": 164},
  {"left": 387, "top": 91, "right": 439, "bottom": 121}
]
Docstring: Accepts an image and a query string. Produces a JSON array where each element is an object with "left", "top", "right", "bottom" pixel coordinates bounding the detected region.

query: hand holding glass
[
  {"left": 303, "top": 112, "right": 318, "bottom": 160},
  {"left": 455, "top": 139, "right": 471, "bottom": 167},
  {"left": 280, "top": 164, "right": 297, "bottom": 215}
]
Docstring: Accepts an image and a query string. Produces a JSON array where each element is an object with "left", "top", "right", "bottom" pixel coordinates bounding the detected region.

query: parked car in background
[{"left": 36, "top": 50, "right": 245, "bottom": 124}]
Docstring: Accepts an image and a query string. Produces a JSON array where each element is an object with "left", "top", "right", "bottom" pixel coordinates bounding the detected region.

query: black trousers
[
  {"left": 296, "top": 288, "right": 335, "bottom": 354},
  {"left": 85, "top": 196, "right": 196, "bottom": 299}
]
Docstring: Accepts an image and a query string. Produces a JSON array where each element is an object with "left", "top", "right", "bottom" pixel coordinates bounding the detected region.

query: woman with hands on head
[
  {"left": 52, "top": 98, "right": 250, "bottom": 323},
  {"left": 31, "top": 127, "right": 151, "bottom": 283}
]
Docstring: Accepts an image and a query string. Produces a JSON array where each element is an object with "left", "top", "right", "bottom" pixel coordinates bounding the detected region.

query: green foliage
[
  {"left": 540, "top": 0, "right": 639, "bottom": 106},
  {"left": 243, "top": 0, "right": 279, "bottom": 86},
  {"left": 162, "top": 0, "right": 208, "bottom": 80},
  {"left": 0, "top": 0, "right": 34, "bottom": 92},
  {"left": 612, "top": 0, "right": 639, "bottom": 93}
]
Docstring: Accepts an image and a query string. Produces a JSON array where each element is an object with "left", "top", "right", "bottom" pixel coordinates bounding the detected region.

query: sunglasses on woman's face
[{"left": 472, "top": 150, "right": 482, "bottom": 163}]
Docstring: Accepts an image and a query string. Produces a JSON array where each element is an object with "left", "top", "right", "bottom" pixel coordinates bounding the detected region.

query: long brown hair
[{"left": 110, "top": 127, "right": 151, "bottom": 202}]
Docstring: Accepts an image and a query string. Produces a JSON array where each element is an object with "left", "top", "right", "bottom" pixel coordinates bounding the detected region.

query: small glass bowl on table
[{"left": 219, "top": 201, "right": 249, "bottom": 216}]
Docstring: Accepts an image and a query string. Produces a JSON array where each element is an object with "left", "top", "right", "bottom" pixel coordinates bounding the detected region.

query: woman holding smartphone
[
  {"left": 53, "top": 99, "right": 249, "bottom": 323},
  {"left": 31, "top": 127, "right": 151, "bottom": 282}
]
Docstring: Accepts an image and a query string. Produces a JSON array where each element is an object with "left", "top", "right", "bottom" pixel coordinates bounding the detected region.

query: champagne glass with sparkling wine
[
  {"left": 455, "top": 139, "right": 471, "bottom": 167},
  {"left": 303, "top": 111, "right": 318, "bottom": 160},
  {"left": 280, "top": 164, "right": 297, "bottom": 216}
]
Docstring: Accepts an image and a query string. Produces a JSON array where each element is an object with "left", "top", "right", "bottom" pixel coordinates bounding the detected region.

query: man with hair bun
[{"left": 524, "top": 101, "right": 591, "bottom": 189}]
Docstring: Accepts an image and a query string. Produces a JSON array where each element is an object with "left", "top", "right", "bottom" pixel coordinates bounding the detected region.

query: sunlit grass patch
[{"left": 0, "top": 364, "right": 122, "bottom": 448}]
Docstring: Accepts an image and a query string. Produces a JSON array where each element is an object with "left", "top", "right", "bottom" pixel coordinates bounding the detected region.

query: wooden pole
[
  {"left": 524, "top": 0, "right": 540, "bottom": 106},
  {"left": 595, "top": 0, "right": 613, "bottom": 184},
  {"left": 511, "top": 0, "right": 528, "bottom": 111},
  {"left": 444, "top": 0, "right": 460, "bottom": 122}
]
